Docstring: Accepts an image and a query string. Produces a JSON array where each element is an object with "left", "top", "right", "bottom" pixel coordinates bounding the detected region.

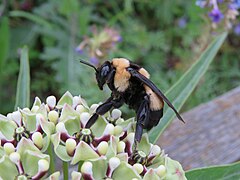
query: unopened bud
[
  {"left": 114, "top": 125, "right": 123, "bottom": 136},
  {"left": 111, "top": 109, "right": 122, "bottom": 119},
  {"left": 97, "top": 141, "right": 108, "bottom": 155},
  {"left": 56, "top": 122, "right": 67, "bottom": 133},
  {"left": 81, "top": 161, "right": 93, "bottom": 175},
  {"left": 109, "top": 157, "right": 120, "bottom": 170},
  {"left": 66, "top": 138, "right": 77, "bottom": 156},
  {"left": 89, "top": 104, "right": 99, "bottom": 113},
  {"left": 38, "top": 159, "right": 49, "bottom": 172},
  {"left": 126, "top": 133, "right": 135, "bottom": 144},
  {"left": 117, "top": 141, "right": 126, "bottom": 153},
  {"left": 46, "top": 96, "right": 56, "bottom": 109},
  {"left": 80, "top": 112, "right": 90, "bottom": 127},
  {"left": 76, "top": 105, "right": 87, "bottom": 113},
  {"left": 73, "top": 96, "right": 81, "bottom": 108},
  {"left": 115, "top": 118, "right": 124, "bottom": 124},
  {"left": 150, "top": 145, "right": 161, "bottom": 156},
  {"left": 32, "top": 132, "right": 43, "bottom": 149},
  {"left": 104, "top": 124, "right": 115, "bottom": 135},
  {"left": 9, "top": 152, "right": 20, "bottom": 164},
  {"left": 16, "top": 175, "right": 28, "bottom": 180},
  {"left": 3, "top": 143, "right": 15, "bottom": 155},
  {"left": 71, "top": 171, "right": 82, "bottom": 180},
  {"left": 48, "top": 110, "right": 59, "bottom": 124},
  {"left": 155, "top": 165, "right": 166, "bottom": 177},
  {"left": 133, "top": 163, "right": 144, "bottom": 174}
]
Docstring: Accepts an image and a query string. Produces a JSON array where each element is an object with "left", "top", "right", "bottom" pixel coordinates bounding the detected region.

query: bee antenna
[{"left": 79, "top": 59, "right": 98, "bottom": 72}]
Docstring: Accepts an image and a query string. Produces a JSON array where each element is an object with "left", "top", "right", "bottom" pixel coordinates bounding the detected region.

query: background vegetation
[{"left": 0, "top": 0, "right": 239, "bottom": 116}]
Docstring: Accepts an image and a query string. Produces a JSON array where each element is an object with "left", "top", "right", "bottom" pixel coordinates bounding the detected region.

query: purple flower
[
  {"left": 116, "top": 35, "right": 122, "bottom": 42},
  {"left": 234, "top": 23, "right": 240, "bottom": 35},
  {"left": 178, "top": 17, "right": 187, "bottom": 28},
  {"left": 231, "top": 0, "right": 240, "bottom": 9},
  {"left": 208, "top": 7, "right": 224, "bottom": 23},
  {"left": 90, "top": 56, "right": 99, "bottom": 65},
  {"left": 196, "top": 0, "right": 207, "bottom": 8},
  {"left": 217, "top": 0, "right": 224, "bottom": 3},
  {"left": 75, "top": 46, "right": 84, "bottom": 54}
]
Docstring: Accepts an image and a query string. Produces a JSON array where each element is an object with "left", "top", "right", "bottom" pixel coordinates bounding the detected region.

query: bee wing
[{"left": 128, "top": 68, "right": 185, "bottom": 123}]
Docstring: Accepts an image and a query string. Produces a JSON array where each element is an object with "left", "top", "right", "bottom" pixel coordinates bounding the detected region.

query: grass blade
[
  {"left": 9, "top": 10, "right": 52, "bottom": 28},
  {"left": 149, "top": 32, "right": 227, "bottom": 143},
  {"left": 0, "top": 17, "right": 9, "bottom": 71},
  {"left": 14, "top": 46, "right": 30, "bottom": 110},
  {"left": 185, "top": 161, "right": 240, "bottom": 180}
]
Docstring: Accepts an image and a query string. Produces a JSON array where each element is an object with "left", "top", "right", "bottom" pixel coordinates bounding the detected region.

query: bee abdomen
[
  {"left": 144, "top": 86, "right": 164, "bottom": 111},
  {"left": 145, "top": 108, "right": 163, "bottom": 130}
]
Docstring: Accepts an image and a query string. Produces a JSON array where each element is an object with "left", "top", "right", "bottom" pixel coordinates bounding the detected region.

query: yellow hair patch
[{"left": 112, "top": 58, "right": 131, "bottom": 92}]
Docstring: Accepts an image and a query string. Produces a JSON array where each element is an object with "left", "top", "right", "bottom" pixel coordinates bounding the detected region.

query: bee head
[
  {"left": 79, "top": 60, "right": 112, "bottom": 90},
  {"left": 96, "top": 61, "right": 111, "bottom": 90}
]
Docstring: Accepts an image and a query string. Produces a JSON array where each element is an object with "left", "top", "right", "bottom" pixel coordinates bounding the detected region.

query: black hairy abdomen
[
  {"left": 121, "top": 77, "right": 163, "bottom": 130},
  {"left": 121, "top": 77, "right": 146, "bottom": 110},
  {"left": 145, "top": 109, "right": 163, "bottom": 130}
]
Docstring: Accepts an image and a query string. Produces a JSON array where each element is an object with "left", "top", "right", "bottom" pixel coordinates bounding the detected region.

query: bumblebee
[{"left": 80, "top": 58, "right": 184, "bottom": 146}]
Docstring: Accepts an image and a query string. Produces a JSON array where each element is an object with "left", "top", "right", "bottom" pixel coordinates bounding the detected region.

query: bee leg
[
  {"left": 134, "top": 95, "right": 150, "bottom": 148},
  {"left": 85, "top": 96, "right": 123, "bottom": 128},
  {"left": 133, "top": 139, "right": 138, "bottom": 152}
]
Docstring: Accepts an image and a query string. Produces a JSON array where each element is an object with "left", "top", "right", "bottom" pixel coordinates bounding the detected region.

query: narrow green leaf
[
  {"left": 185, "top": 161, "right": 240, "bottom": 180},
  {"left": 14, "top": 46, "right": 30, "bottom": 110},
  {"left": 149, "top": 32, "right": 227, "bottom": 143},
  {"left": 0, "top": 17, "right": 9, "bottom": 71},
  {"left": 9, "top": 10, "right": 52, "bottom": 28}
]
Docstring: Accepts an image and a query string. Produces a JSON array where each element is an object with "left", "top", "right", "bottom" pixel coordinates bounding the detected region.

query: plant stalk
[
  {"left": 47, "top": 144, "right": 55, "bottom": 174},
  {"left": 63, "top": 161, "right": 69, "bottom": 180}
]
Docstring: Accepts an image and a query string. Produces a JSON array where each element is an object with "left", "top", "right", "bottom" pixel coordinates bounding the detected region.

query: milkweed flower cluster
[
  {"left": 196, "top": 0, "right": 240, "bottom": 33},
  {"left": 75, "top": 26, "right": 121, "bottom": 65},
  {"left": 0, "top": 92, "right": 186, "bottom": 180}
]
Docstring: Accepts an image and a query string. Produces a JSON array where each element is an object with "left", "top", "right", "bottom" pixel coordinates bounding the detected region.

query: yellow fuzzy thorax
[
  {"left": 111, "top": 58, "right": 163, "bottom": 110},
  {"left": 112, "top": 58, "right": 131, "bottom": 92}
]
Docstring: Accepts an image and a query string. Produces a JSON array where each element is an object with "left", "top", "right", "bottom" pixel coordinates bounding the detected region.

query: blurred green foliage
[{"left": 0, "top": 0, "right": 239, "bottom": 115}]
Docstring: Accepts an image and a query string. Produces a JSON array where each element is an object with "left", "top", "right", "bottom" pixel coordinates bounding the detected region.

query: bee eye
[{"left": 101, "top": 66, "right": 110, "bottom": 76}]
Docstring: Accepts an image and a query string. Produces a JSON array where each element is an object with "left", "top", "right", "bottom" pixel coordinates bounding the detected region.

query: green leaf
[
  {"left": 0, "top": 114, "right": 17, "bottom": 140},
  {"left": 112, "top": 162, "right": 141, "bottom": 180},
  {"left": 91, "top": 158, "right": 108, "bottom": 180},
  {"left": 0, "top": 17, "right": 9, "bottom": 71},
  {"left": 71, "top": 141, "right": 99, "bottom": 164},
  {"left": 17, "top": 138, "right": 41, "bottom": 155},
  {"left": 45, "top": 172, "right": 61, "bottom": 180},
  {"left": 149, "top": 32, "right": 227, "bottom": 143},
  {"left": 58, "top": 0, "right": 80, "bottom": 16},
  {"left": 14, "top": 46, "right": 30, "bottom": 110},
  {"left": 0, "top": 156, "right": 18, "bottom": 179},
  {"left": 9, "top": 10, "right": 52, "bottom": 28},
  {"left": 20, "top": 109, "right": 37, "bottom": 132},
  {"left": 51, "top": 133, "right": 72, "bottom": 162},
  {"left": 137, "top": 133, "right": 151, "bottom": 155},
  {"left": 185, "top": 161, "right": 240, "bottom": 180},
  {"left": 56, "top": 91, "right": 73, "bottom": 108},
  {"left": 143, "top": 169, "right": 160, "bottom": 180}
]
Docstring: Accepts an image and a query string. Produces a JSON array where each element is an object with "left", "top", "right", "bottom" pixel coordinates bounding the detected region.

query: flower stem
[
  {"left": 47, "top": 144, "right": 55, "bottom": 174},
  {"left": 63, "top": 161, "right": 69, "bottom": 180},
  {"left": 78, "top": 161, "right": 84, "bottom": 172}
]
